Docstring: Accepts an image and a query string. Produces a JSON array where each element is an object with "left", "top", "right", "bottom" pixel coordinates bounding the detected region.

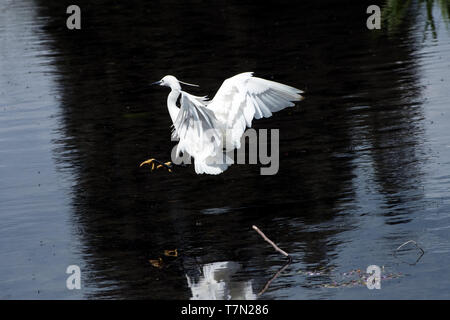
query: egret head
[{"left": 152, "top": 75, "right": 199, "bottom": 90}]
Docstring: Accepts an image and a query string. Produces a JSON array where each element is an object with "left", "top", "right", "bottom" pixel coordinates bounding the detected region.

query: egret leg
[{"left": 139, "top": 158, "right": 173, "bottom": 172}]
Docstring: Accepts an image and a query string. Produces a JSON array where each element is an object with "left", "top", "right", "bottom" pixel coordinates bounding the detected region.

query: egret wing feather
[
  {"left": 172, "top": 91, "right": 229, "bottom": 174},
  {"left": 208, "top": 72, "right": 303, "bottom": 149}
]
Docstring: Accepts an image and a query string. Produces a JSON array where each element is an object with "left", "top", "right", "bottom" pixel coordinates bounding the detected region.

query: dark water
[{"left": 1, "top": 0, "right": 449, "bottom": 299}]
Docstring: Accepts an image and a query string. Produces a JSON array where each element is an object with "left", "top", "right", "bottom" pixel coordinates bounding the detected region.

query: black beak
[{"left": 151, "top": 80, "right": 162, "bottom": 86}]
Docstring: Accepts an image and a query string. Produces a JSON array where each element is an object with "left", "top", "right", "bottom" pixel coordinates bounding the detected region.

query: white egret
[{"left": 140, "top": 72, "right": 304, "bottom": 174}]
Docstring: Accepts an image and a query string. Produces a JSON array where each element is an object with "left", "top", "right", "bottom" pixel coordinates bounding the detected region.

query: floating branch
[
  {"left": 258, "top": 260, "right": 291, "bottom": 296},
  {"left": 393, "top": 240, "right": 425, "bottom": 265},
  {"left": 253, "top": 225, "right": 292, "bottom": 296},
  {"left": 395, "top": 240, "right": 424, "bottom": 254},
  {"left": 252, "top": 225, "right": 291, "bottom": 260}
]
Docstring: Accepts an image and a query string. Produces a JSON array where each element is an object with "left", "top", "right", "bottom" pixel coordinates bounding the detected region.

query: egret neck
[{"left": 167, "top": 88, "right": 180, "bottom": 125}]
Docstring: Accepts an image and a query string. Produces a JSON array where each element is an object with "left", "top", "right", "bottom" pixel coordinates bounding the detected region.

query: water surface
[{"left": 1, "top": 0, "right": 450, "bottom": 299}]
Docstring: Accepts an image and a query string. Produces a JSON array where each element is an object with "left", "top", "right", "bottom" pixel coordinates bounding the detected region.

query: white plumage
[{"left": 153, "top": 72, "right": 303, "bottom": 175}]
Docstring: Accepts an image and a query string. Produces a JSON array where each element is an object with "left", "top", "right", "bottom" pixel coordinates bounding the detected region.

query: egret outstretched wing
[
  {"left": 208, "top": 72, "right": 303, "bottom": 149},
  {"left": 172, "top": 91, "right": 229, "bottom": 174},
  {"left": 144, "top": 73, "right": 303, "bottom": 175}
]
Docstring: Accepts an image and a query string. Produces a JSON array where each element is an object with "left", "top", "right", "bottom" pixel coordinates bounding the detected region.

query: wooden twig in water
[
  {"left": 393, "top": 240, "right": 425, "bottom": 265},
  {"left": 253, "top": 225, "right": 292, "bottom": 296},
  {"left": 252, "top": 225, "right": 291, "bottom": 259},
  {"left": 258, "top": 259, "right": 291, "bottom": 296},
  {"left": 395, "top": 240, "right": 424, "bottom": 255}
]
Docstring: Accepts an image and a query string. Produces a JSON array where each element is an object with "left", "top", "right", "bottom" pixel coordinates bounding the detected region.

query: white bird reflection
[{"left": 186, "top": 261, "right": 257, "bottom": 300}]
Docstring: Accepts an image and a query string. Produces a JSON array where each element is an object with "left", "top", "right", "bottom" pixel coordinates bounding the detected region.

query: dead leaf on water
[
  {"left": 164, "top": 249, "right": 178, "bottom": 257},
  {"left": 149, "top": 257, "right": 163, "bottom": 268}
]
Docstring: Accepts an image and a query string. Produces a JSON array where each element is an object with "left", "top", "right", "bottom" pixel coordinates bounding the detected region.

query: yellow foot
[{"left": 139, "top": 158, "right": 173, "bottom": 172}]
